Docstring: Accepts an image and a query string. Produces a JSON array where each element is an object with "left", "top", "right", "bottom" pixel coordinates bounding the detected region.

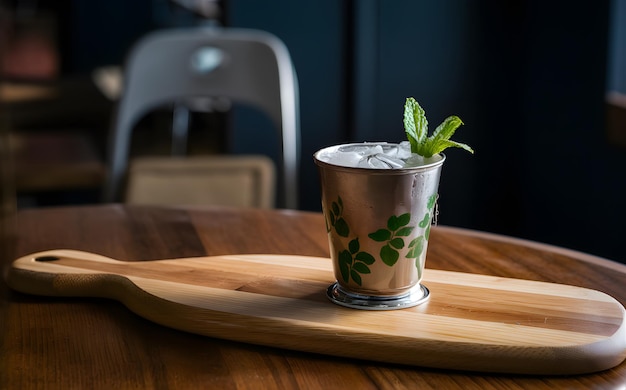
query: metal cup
[{"left": 314, "top": 143, "right": 445, "bottom": 310}]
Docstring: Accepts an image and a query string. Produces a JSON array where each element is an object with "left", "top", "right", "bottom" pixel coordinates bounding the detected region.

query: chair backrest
[
  {"left": 125, "top": 155, "right": 276, "bottom": 208},
  {"left": 103, "top": 27, "right": 300, "bottom": 208}
]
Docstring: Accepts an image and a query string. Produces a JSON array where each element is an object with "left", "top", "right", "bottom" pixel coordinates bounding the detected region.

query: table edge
[{"left": 436, "top": 225, "right": 626, "bottom": 275}]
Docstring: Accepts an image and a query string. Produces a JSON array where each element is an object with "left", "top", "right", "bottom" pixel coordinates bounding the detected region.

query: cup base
[{"left": 326, "top": 282, "right": 429, "bottom": 310}]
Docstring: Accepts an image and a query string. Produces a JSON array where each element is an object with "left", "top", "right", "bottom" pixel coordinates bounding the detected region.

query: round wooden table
[{"left": 2, "top": 204, "right": 625, "bottom": 389}]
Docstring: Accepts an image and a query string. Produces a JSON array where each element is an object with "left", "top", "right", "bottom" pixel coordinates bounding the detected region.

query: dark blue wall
[
  {"left": 227, "top": 0, "right": 626, "bottom": 263},
  {"left": 609, "top": 0, "right": 626, "bottom": 93}
]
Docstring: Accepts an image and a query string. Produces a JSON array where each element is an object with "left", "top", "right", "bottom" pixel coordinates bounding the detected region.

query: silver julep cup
[{"left": 314, "top": 143, "right": 445, "bottom": 310}]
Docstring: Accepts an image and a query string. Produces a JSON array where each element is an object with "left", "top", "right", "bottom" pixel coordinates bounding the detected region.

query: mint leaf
[
  {"left": 431, "top": 115, "right": 464, "bottom": 144},
  {"left": 404, "top": 97, "right": 427, "bottom": 153},
  {"left": 421, "top": 115, "right": 473, "bottom": 157},
  {"left": 426, "top": 139, "right": 474, "bottom": 157},
  {"left": 403, "top": 97, "right": 473, "bottom": 157}
]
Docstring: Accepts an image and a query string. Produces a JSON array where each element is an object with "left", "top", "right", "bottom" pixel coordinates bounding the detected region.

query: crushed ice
[{"left": 317, "top": 141, "right": 438, "bottom": 169}]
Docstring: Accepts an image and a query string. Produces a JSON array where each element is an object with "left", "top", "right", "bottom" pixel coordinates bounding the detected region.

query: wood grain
[
  {"left": 3, "top": 205, "right": 626, "bottom": 389},
  {"left": 7, "top": 249, "right": 626, "bottom": 375}
]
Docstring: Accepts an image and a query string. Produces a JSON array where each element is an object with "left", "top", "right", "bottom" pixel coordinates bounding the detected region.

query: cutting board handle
[{"left": 7, "top": 250, "right": 148, "bottom": 299}]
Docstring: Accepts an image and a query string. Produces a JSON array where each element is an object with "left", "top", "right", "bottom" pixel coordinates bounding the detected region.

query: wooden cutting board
[{"left": 7, "top": 249, "right": 626, "bottom": 375}]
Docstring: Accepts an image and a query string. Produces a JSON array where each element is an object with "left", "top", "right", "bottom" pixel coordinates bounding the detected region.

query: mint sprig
[{"left": 403, "top": 97, "right": 474, "bottom": 157}]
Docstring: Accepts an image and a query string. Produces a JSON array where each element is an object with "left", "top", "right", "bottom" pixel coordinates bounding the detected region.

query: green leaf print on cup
[
  {"left": 407, "top": 236, "right": 425, "bottom": 259},
  {"left": 422, "top": 193, "right": 438, "bottom": 241},
  {"left": 368, "top": 213, "right": 414, "bottom": 266},
  {"left": 407, "top": 236, "right": 425, "bottom": 279},
  {"left": 405, "top": 193, "right": 438, "bottom": 279},
  {"left": 328, "top": 194, "right": 438, "bottom": 286},
  {"left": 327, "top": 196, "right": 349, "bottom": 237},
  {"left": 338, "top": 238, "right": 376, "bottom": 286}
]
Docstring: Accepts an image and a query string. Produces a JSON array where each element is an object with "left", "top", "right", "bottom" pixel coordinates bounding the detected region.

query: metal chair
[{"left": 103, "top": 27, "right": 300, "bottom": 208}]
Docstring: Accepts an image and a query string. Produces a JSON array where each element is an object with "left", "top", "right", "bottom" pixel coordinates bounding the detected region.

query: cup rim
[{"left": 313, "top": 142, "right": 446, "bottom": 174}]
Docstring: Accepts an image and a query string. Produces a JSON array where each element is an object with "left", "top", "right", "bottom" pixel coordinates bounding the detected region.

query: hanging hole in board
[{"left": 35, "top": 256, "right": 60, "bottom": 262}]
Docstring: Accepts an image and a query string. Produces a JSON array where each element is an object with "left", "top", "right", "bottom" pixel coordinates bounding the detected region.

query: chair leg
[{"left": 172, "top": 105, "right": 190, "bottom": 156}]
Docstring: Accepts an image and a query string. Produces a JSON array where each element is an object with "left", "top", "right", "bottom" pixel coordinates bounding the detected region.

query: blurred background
[{"left": 1, "top": 0, "right": 625, "bottom": 262}]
